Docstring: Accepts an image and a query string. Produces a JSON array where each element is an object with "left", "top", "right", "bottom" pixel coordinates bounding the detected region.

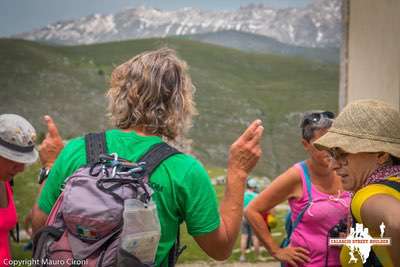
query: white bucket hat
[{"left": 0, "top": 114, "right": 38, "bottom": 164}]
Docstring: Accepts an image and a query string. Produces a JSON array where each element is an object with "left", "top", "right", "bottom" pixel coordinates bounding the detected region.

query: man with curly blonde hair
[{"left": 32, "top": 48, "right": 264, "bottom": 266}]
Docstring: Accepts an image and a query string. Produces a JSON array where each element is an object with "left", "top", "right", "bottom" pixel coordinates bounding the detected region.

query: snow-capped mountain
[{"left": 15, "top": 0, "right": 341, "bottom": 48}]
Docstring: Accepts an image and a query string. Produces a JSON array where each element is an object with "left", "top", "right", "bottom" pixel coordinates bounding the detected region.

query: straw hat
[{"left": 314, "top": 99, "right": 400, "bottom": 158}]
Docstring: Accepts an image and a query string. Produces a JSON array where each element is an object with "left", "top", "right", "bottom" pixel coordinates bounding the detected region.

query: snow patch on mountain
[{"left": 15, "top": 0, "right": 341, "bottom": 48}]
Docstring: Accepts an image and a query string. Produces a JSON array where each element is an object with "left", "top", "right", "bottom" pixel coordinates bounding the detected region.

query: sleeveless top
[
  {"left": 0, "top": 181, "right": 17, "bottom": 266},
  {"left": 288, "top": 162, "right": 351, "bottom": 267}
]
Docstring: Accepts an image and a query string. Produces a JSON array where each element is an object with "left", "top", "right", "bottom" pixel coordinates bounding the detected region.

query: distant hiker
[
  {"left": 32, "top": 48, "right": 264, "bottom": 266},
  {"left": 314, "top": 100, "right": 400, "bottom": 266},
  {"left": 246, "top": 111, "right": 351, "bottom": 267},
  {"left": 240, "top": 178, "right": 263, "bottom": 262},
  {"left": 0, "top": 114, "right": 38, "bottom": 265}
]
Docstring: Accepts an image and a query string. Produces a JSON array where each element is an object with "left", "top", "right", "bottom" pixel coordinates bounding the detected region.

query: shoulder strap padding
[
  {"left": 139, "top": 143, "right": 180, "bottom": 178},
  {"left": 139, "top": 143, "right": 182, "bottom": 267},
  {"left": 85, "top": 132, "right": 108, "bottom": 164}
]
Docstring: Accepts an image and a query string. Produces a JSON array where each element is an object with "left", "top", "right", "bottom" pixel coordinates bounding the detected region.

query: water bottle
[{"left": 119, "top": 199, "right": 161, "bottom": 264}]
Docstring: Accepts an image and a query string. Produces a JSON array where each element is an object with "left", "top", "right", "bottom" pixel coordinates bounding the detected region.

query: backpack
[
  {"left": 280, "top": 161, "right": 313, "bottom": 248},
  {"left": 32, "top": 132, "right": 182, "bottom": 267}
]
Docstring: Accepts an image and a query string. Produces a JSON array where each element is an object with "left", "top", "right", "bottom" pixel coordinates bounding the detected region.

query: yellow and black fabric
[{"left": 340, "top": 177, "right": 400, "bottom": 267}]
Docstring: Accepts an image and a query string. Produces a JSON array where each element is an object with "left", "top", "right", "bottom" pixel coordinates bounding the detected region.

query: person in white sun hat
[
  {"left": 0, "top": 114, "right": 62, "bottom": 265},
  {"left": 0, "top": 114, "right": 38, "bottom": 265}
]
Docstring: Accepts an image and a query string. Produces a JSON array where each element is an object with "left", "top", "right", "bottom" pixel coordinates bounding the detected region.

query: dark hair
[
  {"left": 300, "top": 111, "right": 335, "bottom": 142},
  {"left": 391, "top": 155, "right": 400, "bottom": 165}
]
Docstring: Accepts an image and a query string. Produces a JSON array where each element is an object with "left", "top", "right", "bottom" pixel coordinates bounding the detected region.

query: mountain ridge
[
  {"left": 182, "top": 30, "right": 339, "bottom": 63},
  {"left": 14, "top": 0, "right": 341, "bottom": 48}
]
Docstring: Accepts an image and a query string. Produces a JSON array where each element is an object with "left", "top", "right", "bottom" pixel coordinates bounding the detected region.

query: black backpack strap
[
  {"left": 363, "top": 249, "right": 383, "bottom": 267},
  {"left": 138, "top": 143, "right": 180, "bottom": 179},
  {"left": 167, "top": 227, "right": 187, "bottom": 267},
  {"left": 8, "top": 178, "right": 19, "bottom": 243},
  {"left": 32, "top": 226, "right": 64, "bottom": 262},
  {"left": 10, "top": 222, "right": 19, "bottom": 243},
  {"left": 85, "top": 132, "right": 108, "bottom": 164},
  {"left": 139, "top": 143, "right": 183, "bottom": 267},
  {"left": 374, "top": 179, "right": 400, "bottom": 192}
]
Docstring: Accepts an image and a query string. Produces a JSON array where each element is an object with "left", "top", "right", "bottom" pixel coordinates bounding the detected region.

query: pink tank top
[
  {"left": 288, "top": 162, "right": 351, "bottom": 267},
  {"left": 0, "top": 182, "right": 17, "bottom": 266}
]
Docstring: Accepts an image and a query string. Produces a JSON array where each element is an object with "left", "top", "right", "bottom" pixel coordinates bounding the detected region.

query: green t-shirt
[
  {"left": 243, "top": 190, "right": 258, "bottom": 208},
  {"left": 38, "top": 129, "right": 220, "bottom": 266}
]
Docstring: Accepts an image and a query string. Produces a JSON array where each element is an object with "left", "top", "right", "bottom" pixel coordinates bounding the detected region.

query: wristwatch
[{"left": 38, "top": 168, "right": 50, "bottom": 185}]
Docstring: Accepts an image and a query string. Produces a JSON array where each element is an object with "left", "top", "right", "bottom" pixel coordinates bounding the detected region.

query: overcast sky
[{"left": 0, "top": 0, "right": 311, "bottom": 37}]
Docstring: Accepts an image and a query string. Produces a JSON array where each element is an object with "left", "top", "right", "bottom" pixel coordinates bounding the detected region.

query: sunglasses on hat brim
[{"left": 301, "top": 111, "right": 335, "bottom": 127}]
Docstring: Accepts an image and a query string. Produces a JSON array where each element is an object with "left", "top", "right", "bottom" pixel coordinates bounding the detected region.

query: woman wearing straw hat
[{"left": 314, "top": 99, "right": 400, "bottom": 266}]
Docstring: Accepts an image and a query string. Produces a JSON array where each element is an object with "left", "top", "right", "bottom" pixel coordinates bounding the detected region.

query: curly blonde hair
[{"left": 106, "top": 48, "right": 196, "bottom": 140}]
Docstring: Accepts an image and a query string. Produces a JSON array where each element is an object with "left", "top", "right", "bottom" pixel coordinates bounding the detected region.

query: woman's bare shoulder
[{"left": 269, "top": 165, "right": 303, "bottom": 199}]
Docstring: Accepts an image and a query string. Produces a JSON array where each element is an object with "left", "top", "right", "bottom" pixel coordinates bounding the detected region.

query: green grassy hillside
[
  {"left": 182, "top": 30, "right": 340, "bottom": 63},
  {"left": 0, "top": 38, "right": 339, "bottom": 177}
]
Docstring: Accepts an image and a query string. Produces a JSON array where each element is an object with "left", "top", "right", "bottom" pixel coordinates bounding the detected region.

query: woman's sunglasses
[{"left": 301, "top": 111, "right": 335, "bottom": 127}]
